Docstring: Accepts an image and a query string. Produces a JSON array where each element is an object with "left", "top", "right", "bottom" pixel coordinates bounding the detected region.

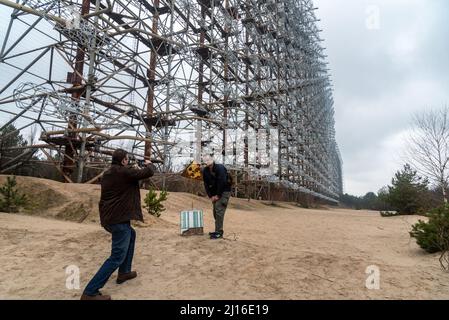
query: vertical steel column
[
  {"left": 196, "top": 5, "right": 206, "bottom": 161},
  {"left": 145, "top": 0, "right": 160, "bottom": 161},
  {"left": 77, "top": 0, "right": 101, "bottom": 182},
  {"left": 62, "top": 0, "right": 91, "bottom": 178}
]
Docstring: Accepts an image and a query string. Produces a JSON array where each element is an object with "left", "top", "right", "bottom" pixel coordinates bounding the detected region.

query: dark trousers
[
  {"left": 83, "top": 222, "right": 136, "bottom": 296},
  {"left": 213, "top": 192, "right": 231, "bottom": 235}
]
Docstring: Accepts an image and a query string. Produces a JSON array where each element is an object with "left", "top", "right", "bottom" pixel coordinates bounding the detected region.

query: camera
[
  {"left": 127, "top": 156, "right": 146, "bottom": 168},
  {"left": 136, "top": 159, "right": 145, "bottom": 167}
]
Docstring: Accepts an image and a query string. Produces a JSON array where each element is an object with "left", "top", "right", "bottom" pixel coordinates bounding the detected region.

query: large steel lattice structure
[{"left": 0, "top": 0, "right": 343, "bottom": 202}]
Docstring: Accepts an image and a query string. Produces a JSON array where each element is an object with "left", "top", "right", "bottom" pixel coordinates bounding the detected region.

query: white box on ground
[{"left": 180, "top": 209, "right": 204, "bottom": 236}]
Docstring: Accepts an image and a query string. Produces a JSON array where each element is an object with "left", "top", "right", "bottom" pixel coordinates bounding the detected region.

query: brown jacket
[{"left": 99, "top": 164, "right": 154, "bottom": 227}]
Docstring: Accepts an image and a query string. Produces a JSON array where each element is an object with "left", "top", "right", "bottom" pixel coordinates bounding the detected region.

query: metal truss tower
[{"left": 0, "top": 0, "right": 343, "bottom": 202}]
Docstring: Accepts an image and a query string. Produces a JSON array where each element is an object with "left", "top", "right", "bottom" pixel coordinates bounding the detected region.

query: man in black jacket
[
  {"left": 202, "top": 156, "right": 232, "bottom": 239},
  {"left": 81, "top": 149, "right": 154, "bottom": 300}
]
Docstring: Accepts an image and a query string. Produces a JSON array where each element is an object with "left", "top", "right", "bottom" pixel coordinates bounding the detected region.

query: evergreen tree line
[{"left": 340, "top": 164, "right": 445, "bottom": 215}]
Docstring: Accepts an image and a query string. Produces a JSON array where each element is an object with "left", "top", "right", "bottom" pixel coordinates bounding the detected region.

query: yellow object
[{"left": 181, "top": 161, "right": 203, "bottom": 181}]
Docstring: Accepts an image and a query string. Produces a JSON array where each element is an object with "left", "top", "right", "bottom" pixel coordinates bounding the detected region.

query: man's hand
[{"left": 210, "top": 195, "right": 220, "bottom": 203}]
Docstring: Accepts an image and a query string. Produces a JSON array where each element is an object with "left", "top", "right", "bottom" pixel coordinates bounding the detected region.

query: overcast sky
[{"left": 315, "top": 0, "right": 449, "bottom": 196}]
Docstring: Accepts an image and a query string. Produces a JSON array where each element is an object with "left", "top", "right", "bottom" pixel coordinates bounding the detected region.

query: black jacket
[
  {"left": 99, "top": 164, "right": 154, "bottom": 227},
  {"left": 202, "top": 163, "right": 232, "bottom": 198}
]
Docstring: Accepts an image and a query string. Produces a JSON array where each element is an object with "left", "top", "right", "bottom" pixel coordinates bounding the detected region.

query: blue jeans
[{"left": 83, "top": 222, "right": 136, "bottom": 296}]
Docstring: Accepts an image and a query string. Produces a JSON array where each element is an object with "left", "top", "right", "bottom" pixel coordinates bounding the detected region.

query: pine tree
[
  {"left": 410, "top": 204, "right": 449, "bottom": 270},
  {"left": 0, "top": 124, "right": 28, "bottom": 166},
  {"left": 386, "top": 164, "right": 429, "bottom": 215},
  {"left": 0, "top": 176, "right": 27, "bottom": 213},
  {"left": 143, "top": 188, "right": 168, "bottom": 218}
]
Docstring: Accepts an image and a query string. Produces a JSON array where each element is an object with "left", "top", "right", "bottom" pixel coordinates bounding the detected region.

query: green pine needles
[
  {"left": 410, "top": 205, "right": 449, "bottom": 271},
  {"left": 0, "top": 176, "right": 27, "bottom": 213},
  {"left": 143, "top": 188, "right": 168, "bottom": 218}
]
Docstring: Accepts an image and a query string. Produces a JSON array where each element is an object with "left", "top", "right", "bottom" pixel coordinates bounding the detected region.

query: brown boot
[
  {"left": 116, "top": 271, "right": 137, "bottom": 284},
  {"left": 80, "top": 292, "right": 111, "bottom": 300}
]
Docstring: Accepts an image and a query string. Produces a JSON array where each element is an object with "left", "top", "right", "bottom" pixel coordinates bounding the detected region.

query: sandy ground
[{"left": 0, "top": 177, "right": 449, "bottom": 300}]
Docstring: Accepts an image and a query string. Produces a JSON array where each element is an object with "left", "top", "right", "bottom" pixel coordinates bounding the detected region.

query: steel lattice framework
[{"left": 0, "top": 0, "right": 343, "bottom": 202}]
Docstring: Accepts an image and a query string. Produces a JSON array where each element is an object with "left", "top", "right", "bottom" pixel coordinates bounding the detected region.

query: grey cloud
[{"left": 315, "top": 0, "right": 449, "bottom": 195}]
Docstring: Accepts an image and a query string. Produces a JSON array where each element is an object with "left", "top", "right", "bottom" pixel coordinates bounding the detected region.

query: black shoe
[
  {"left": 210, "top": 232, "right": 223, "bottom": 239},
  {"left": 116, "top": 271, "right": 137, "bottom": 284},
  {"left": 80, "top": 291, "right": 111, "bottom": 300},
  {"left": 209, "top": 232, "right": 217, "bottom": 236}
]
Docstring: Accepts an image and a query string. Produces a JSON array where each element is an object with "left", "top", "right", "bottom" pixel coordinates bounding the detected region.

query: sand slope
[{"left": 0, "top": 176, "right": 448, "bottom": 300}]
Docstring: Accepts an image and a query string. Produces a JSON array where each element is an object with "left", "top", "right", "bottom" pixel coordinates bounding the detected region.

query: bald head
[{"left": 202, "top": 155, "right": 214, "bottom": 167}]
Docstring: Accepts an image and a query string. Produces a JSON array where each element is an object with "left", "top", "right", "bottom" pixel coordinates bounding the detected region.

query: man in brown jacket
[{"left": 81, "top": 149, "right": 154, "bottom": 300}]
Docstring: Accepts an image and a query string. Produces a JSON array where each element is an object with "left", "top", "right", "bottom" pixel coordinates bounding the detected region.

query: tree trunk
[{"left": 443, "top": 185, "right": 448, "bottom": 204}]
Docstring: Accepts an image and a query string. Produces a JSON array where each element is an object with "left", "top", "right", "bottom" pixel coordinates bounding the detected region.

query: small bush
[
  {"left": 143, "top": 188, "right": 168, "bottom": 218},
  {"left": 0, "top": 176, "right": 27, "bottom": 213},
  {"left": 410, "top": 205, "right": 449, "bottom": 254}
]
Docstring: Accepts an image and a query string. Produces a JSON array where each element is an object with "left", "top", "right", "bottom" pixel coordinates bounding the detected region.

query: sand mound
[
  {"left": 0, "top": 175, "right": 175, "bottom": 226},
  {"left": 1, "top": 174, "right": 299, "bottom": 226},
  {"left": 1, "top": 175, "right": 276, "bottom": 227},
  {"left": 0, "top": 175, "right": 100, "bottom": 223}
]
